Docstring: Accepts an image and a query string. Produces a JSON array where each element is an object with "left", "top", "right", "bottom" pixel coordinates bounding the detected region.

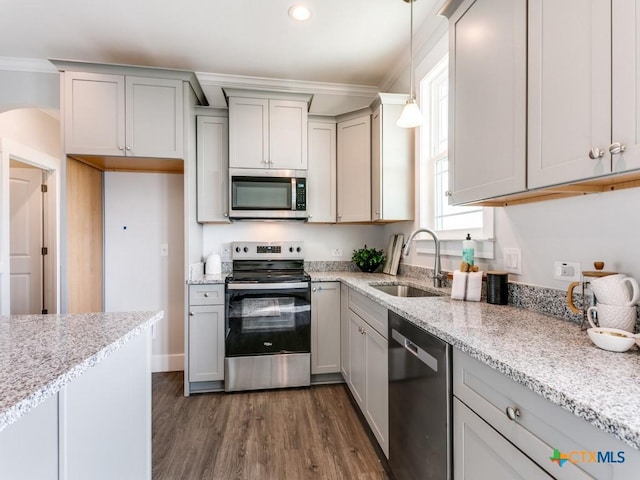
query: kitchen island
[{"left": 0, "top": 311, "right": 162, "bottom": 480}]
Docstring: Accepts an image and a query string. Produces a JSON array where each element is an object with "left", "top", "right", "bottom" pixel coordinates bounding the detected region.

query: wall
[
  {"left": 202, "top": 223, "right": 386, "bottom": 262},
  {"left": 0, "top": 70, "right": 59, "bottom": 113},
  {"left": 0, "top": 108, "right": 62, "bottom": 315},
  {"left": 104, "top": 172, "right": 185, "bottom": 372}
]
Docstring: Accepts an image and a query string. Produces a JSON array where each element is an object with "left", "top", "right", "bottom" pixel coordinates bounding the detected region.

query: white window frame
[{"left": 415, "top": 34, "right": 494, "bottom": 244}]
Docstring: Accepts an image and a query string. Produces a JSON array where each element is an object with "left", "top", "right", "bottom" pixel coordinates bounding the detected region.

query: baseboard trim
[{"left": 152, "top": 354, "right": 184, "bottom": 373}]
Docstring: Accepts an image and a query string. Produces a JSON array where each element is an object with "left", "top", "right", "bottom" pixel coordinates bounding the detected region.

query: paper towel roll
[{"left": 205, "top": 254, "right": 221, "bottom": 275}]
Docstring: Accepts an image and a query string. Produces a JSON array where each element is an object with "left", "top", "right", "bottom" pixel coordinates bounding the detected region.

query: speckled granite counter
[
  {"left": 311, "top": 272, "right": 640, "bottom": 451},
  {"left": 0, "top": 311, "right": 163, "bottom": 432},
  {"left": 187, "top": 273, "right": 228, "bottom": 284}
]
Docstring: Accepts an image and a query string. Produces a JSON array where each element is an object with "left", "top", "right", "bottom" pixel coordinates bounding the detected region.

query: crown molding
[
  {"left": 0, "top": 57, "right": 57, "bottom": 73},
  {"left": 196, "top": 71, "right": 380, "bottom": 98}
]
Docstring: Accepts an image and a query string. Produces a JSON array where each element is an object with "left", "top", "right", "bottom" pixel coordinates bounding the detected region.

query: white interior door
[{"left": 10, "top": 167, "right": 43, "bottom": 315}]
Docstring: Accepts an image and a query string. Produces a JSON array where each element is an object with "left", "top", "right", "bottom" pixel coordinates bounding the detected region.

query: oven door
[{"left": 225, "top": 281, "right": 311, "bottom": 357}]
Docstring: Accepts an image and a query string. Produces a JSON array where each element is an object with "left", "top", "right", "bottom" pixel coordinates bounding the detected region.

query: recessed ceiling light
[{"left": 289, "top": 4, "right": 312, "bottom": 22}]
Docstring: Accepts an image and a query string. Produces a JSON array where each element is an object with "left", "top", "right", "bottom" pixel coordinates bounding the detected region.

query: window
[{"left": 418, "top": 50, "right": 492, "bottom": 240}]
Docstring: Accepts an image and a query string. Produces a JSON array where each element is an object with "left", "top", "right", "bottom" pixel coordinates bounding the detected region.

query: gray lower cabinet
[
  {"left": 343, "top": 286, "right": 389, "bottom": 458},
  {"left": 454, "top": 398, "right": 552, "bottom": 479},
  {"left": 453, "top": 349, "right": 640, "bottom": 480},
  {"left": 311, "top": 282, "right": 341, "bottom": 375},
  {"left": 187, "top": 284, "right": 225, "bottom": 386}
]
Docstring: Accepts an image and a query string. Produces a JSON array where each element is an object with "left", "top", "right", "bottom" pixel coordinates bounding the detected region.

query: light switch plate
[
  {"left": 503, "top": 248, "right": 522, "bottom": 274},
  {"left": 332, "top": 248, "right": 343, "bottom": 257}
]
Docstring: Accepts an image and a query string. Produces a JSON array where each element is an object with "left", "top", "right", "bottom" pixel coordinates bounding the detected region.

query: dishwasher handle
[{"left": 392, "top": 328, "right": 439, "bottom": 373}]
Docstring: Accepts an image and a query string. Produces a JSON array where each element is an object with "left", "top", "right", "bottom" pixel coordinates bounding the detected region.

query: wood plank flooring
[{"left": 152, "top": 372, "right": 389, "bottom": 480}]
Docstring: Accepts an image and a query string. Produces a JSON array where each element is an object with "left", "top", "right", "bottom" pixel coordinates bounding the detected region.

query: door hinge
[
  {"left": 41, "top": 184, "right": 48, "bottom": 193},
  {"left": 42, "top": 309, "right": 48, "bottom": 315},
  {"left": 41, "top": 247, "right": 48, "bottom": 255}
]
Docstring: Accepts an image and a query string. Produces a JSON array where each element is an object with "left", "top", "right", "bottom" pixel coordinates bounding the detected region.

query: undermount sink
[{"left": 369, "top": 283, "right": 441, "bottom": 298}]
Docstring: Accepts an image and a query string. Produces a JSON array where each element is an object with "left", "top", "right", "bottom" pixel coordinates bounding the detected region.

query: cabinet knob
[
  {"left": 204, "top": 293, "right": 209, "bottom": 298},
  {"left": 126, "top": 145, "right": 131, "bottom": 151},
  {"left": 224, "top": 213, "right": 228, "bottom": 217},
  {"left": 189, "top": 311, "right": 194, "bottom": 316},
  {"left": 118, "top": 145, "right": 124, "bottom": 151},
  {"left": 609, "top": 142, "right": 626, "bottom": 155},
  {"left": 444, "top": 191, "right": 452, "bottom": 197},
  {"left": 337, "top": 214, "right": 342, "bottom": 219},
  {"left": 505, "top": 406, "right": 521, "bottom": 421},
  {"left": 588, "top": 147, "right": 605, "bottom": 159},
  {"left": 312, "top": 287, "right": 317, "bottom": 292},
  {"left": 308, "top": 214, "right": 312, "bottom": 218}
]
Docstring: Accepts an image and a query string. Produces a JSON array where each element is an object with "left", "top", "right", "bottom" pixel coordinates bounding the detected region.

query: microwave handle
[{"left": 291, "top": 177, "right": 296, "bottom": 211}]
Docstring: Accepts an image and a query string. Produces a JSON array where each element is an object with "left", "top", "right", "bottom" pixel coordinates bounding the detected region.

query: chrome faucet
[{"left": 403, "top": 228, "right": 444, "bottom": 288}]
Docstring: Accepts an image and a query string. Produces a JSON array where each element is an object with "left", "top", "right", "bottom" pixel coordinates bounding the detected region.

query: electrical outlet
[
  {"left": 332, "top": 248, "right": 343, "bottom": 257},
  {"left": 160, "top": 244, "right": 168, "bottom": 257},
  {"left": 221, "top": 246, "right": 231, "bottom": 260},
  {"left": 503, "top": 248, "right": 522, "bottom": 274},
  {"left": 553, "top": 261, "right": 581, "bottom": 281}
]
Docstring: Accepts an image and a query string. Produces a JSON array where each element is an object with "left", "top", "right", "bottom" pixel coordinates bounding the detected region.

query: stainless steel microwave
[{"left": 229, "top": 168, "right": 308, "bottom": 220}]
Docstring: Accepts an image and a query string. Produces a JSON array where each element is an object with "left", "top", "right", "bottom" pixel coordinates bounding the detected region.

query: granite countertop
[
  {"left": 311, "top": 272, "right": 640, "bottom": 451},
  {"left": 187, "top": 273, "right": 228, "bottom": 284},
  {"left": 0, "top": 311, "right": 163, "bottom": 432}
]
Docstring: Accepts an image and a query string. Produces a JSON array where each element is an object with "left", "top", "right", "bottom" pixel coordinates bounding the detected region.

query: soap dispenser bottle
[{"left": 462, "top": 233, "right": 476, "bottom": 266}]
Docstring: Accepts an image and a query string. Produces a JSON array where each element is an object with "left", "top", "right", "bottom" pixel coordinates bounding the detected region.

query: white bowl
[{"left": 587, "top": 327, "right": 637, "bottom": 352}]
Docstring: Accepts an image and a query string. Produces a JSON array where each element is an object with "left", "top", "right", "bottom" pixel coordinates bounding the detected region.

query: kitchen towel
[
  {"left": 451, "top": 270, "right": 483, "bottom": 301},
  {"left": 466, "top": 271, "right": 483, "bottom": 302},
  {"left": 451, "top": 270, "right": 468, "bottom": 300}
]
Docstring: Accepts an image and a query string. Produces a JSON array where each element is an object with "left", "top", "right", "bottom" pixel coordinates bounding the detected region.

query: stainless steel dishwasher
[{"left": 388, "top": 311, "right": 451, "bottom": 480}]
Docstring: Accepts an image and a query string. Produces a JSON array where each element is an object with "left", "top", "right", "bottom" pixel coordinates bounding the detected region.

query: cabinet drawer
[
  {"left": 189, "top": 284, "right": 224, "bottom": 305},
  {"left": 453, "top": 349, "right": 639, "bottom": 480},
  {"left": 348, "top": 288, "right": 387, "bottom": 338}
]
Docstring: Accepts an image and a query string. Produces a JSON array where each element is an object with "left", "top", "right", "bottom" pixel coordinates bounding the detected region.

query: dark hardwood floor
[{"left": 152, "top": 372, "right": 389, "bottom": 480}]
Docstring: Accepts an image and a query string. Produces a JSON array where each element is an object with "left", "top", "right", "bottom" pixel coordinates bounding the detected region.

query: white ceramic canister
[{"left": 205, "top": 253, "right": 221, "bottom": 275}]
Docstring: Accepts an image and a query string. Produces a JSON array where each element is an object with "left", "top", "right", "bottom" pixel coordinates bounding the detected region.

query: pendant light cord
[{"left": 409, "top": 0, "right": 414, "bottom": 101}]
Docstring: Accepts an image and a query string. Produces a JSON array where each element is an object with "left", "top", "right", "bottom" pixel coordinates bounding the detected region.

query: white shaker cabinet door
[
  {"left": 189, "top": 305, "right": 225, "bottom": 382},
  {"left": 311, "top": 282, "right": 341, "bottom": 375},
  {"left": 64, "top": 71, "right": 125, "bottom": 156},
  {"left": 269, "top": 99, "right": 308, "bottom": 170},
  {"left": 337, "top": 114, "right": 371, "bottom": 222},
  {"left": 364, "top": 323, "right": 388, "bottom": 458},
  {"left": 125, "top": 76, "right": 184, "bottom": 158},
  {"left": 197, "top": 115, "right": 230, "bottom": 223},
  {"left": 228, "top": 97, "right": 269, "bottom": 169},
  {"left": 612, "top": 0, "right": 640, "bottom": 173},
  {"left": 453, "top": 399, "right": 553, "bottom": 480},
  {"left": 528, "top": 0, "right": 612, "bottom": 188},
  {"left": 448, "top": 0, "right": 526, "bottom": 204},
  {"left": 307, "top": 121, "right": 336, "bottom": 223}
]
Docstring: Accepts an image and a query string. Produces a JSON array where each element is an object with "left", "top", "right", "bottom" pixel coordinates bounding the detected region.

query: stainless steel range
[{"left": 224, "top": 241, "right": 311, "bottom": 392}]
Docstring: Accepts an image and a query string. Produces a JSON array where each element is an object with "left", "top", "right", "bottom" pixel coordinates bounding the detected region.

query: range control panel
[{"left": 231, "top": 241, "right": 304, "bottom": 260}]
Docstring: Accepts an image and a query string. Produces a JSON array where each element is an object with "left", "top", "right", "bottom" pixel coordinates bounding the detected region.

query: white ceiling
[{"left": 1, "top": 0, "right": 443, "bottom": 114}]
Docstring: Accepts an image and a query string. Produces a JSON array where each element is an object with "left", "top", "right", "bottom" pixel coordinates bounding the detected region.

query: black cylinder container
[{"left": 487, "top": 271, "right": 509, "bottom": 305}]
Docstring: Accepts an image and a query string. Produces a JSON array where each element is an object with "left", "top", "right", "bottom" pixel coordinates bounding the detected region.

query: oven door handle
[{"left": 227, "top": 282, "right": 310, "bottom": 290}]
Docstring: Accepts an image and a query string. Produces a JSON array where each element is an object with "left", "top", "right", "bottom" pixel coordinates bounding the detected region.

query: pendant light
[{"left": 397, "top": 0, "right": 424, "bottom": 128}]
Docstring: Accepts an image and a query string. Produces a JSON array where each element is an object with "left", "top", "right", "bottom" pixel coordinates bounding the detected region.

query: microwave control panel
[{"left": 295, "top": 178, "right": 306, "bottom": 211}]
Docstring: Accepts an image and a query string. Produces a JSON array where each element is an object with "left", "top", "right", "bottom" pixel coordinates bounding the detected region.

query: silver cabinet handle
[
  {"left": 337, "top": 214, "right": 342, "bottom": 219},
  {"left": 312, "top": 287, "right": 317, "bottom": 292},
  {"left": 204, "top": 292, "right": 209, "bottom": 298},
  {"left": 224, "top": 213, "right": 229, "bottom": 217},
  {"left": 505, "top": 406, "right": 520, "bottom": 421},
  {"left": 609, "top": 142, "right": 626, "bottom": 155},
  {"left": 588, "top": 147, "right": 604, "bottom": 159},
  {"left": 444, "top": 191, "right": 452, "bottom": 197},
  {"left": 126, "top": 145, "right": 131, "bottom": 151},
  {"left": 189, "top": 311, "right": 194, "bottom": 316},
  {"left": 118, "top": 145, "right": 124, "bottom": 151}
]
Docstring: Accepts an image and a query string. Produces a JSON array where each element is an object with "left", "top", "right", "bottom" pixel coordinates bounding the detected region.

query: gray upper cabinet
[
  {"left": 612, "top": 1, "right": 640, "bottom": 174},
  {"left": 64, "top": 72, "right": 184, "bottom": 159},
  {"left": 527, "top": 0, "right": 611, "bottom": 189},
  {"left": 196, "top": 115, "right": 229, "bottom": 223},
  {"left": 307, "top": 120, "right": 337, "bottom": 223},
  {"left": 370, "top": 94, "right": 414, "bottom": 222},
  {"left": 227, "top": 92, "right": 309, "bottom": 170},
  {"left": 337, "top": 113, "right": 371, "bottom": 223},
  {"left": 447, "top": 0, "right": 527, "bottom": 205}
]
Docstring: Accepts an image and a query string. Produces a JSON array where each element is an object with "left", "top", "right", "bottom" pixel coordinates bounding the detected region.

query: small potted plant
[{"left": 352, "top": 245, "right": 386, "bottom": 273}]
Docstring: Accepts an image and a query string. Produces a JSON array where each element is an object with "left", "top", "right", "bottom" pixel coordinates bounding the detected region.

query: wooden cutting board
[{"left": 382, "top": 234, "right": 404, "bottom": 276}]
